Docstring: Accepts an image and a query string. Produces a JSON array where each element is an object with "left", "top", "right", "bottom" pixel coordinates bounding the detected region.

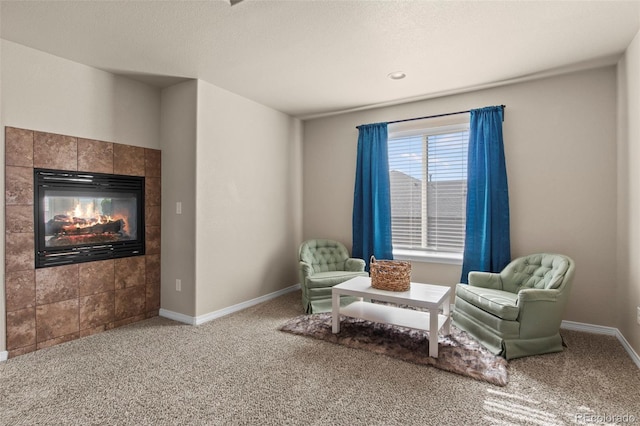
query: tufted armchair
[
  {"left": 299, "top": 239, "right": 368, "bottom": 314},
  {"left": 452, "top": 253, "right": 575, "bottom": 360}
]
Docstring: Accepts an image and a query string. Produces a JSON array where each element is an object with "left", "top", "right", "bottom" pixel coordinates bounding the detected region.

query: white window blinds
[{"left": 388, "top": 123, "right": 469, "bottom": 254}]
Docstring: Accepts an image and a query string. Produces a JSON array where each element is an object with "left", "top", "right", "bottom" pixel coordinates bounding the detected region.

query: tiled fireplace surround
[{"left": 4, "top": 127, "right": 161, "bottom": 358}]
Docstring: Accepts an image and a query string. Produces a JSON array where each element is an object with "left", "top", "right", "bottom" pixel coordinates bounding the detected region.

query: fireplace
[{"left": 34, "top": 168, "right": 145, "bottom": 268}]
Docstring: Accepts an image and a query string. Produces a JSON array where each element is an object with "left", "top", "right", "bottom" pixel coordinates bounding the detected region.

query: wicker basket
[{"left": 369, "top": 256, "right": 411, "bottom": 292}]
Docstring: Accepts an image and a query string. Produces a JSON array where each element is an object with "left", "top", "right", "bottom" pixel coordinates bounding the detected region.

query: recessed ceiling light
[{"left": 387, "top": 71, "right": 406, "bottom": 80}]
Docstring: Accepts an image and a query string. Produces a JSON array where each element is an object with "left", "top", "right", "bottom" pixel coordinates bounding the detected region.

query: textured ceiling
[{"left": 1, "top": 0, "right": 639, "bottom": 118}]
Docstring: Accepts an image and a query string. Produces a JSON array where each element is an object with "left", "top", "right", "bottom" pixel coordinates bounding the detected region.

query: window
[{"left": 388, "top": 121, "right": 469, "bottom": 262}]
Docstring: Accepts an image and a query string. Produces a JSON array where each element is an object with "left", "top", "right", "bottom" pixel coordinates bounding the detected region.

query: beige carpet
[
  {"left": 279, "top": 313, "right": 509, "bottom": 386},
  {"left": 1, "top": 290, "right": 639, "bottom": 425}
]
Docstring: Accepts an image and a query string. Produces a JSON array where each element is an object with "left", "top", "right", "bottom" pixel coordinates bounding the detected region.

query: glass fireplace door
[
  {"left": 43, "top": 190, "right": 139, "bottom": 248},
  {"left": 34, "top": 169, "right": 145, "bottom": 268}
]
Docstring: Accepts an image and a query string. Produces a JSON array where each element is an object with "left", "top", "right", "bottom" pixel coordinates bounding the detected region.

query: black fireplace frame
[{"left": 34, "top": 168, "right": 145, "bottom": 268}]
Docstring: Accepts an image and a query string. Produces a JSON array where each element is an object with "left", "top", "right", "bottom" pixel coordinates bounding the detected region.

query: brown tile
[
  {"left": 145, "top": 205, "right": 160, "bottom": 227},
  {"left": 113, "top": 144, "right": 145, "bottom": 176},
  {"left": 115, "top": 286, "right": 146, "bottom": 320},
  {"left": 36, "top": 299, "right": 79, "bottom": 342},
  {"left": 146, "top": 254, "right": 161, "bottom": 285},
  {"left": 110, "top": 314, "right": 146, "bottom": 329},
  {"left": 5, "top": 127, "right": 34, "bottom": 167},
  {"left": 77, "top": 138, "right": 114, "bottom": 174},
  {"left": 145, "top": 149, "right": 161, "bottom": 177},
  {"left": 145, "top": 226, "right": 161, "bottom": 255},
  {"left": 146, "top": 280, "right": 160, "bottom": 311},
  {"left": 5, "top": 166, "right": 33, "bottom": 205},
  {"left": 9, "top": 345, "right": 36, "bottom": 359},
  {"left": 37, "top": 332, "right": 79, "bottom": 350},
  {"left": 33, "top": 131, "right": 77, "bottom": 171},
  {"left": 80, "top": 291, "right": 115, "bottom": 330},
  {"left": 145, "top": 177, "right": 161, "bottom": 206},
  {"left": 5, "top": 270, "right": 35, "bottom": 312},
  {"left": 6, "top": 307, "right": 36, "bottom": 350},
  {"left": 5, "top": 232, "right": 34, "bottom": 272},
  {"left": 6, "top": 205, "right": 34, "bottom": 233},
  {"left": 35, "top": 264, "right": 79, "bottom": 305},
  {"left": 114, "top": 256, "right": 145, "bottom": 289},
  {"left": 79, "top": 259, "right": 114, "bottom": 296}
]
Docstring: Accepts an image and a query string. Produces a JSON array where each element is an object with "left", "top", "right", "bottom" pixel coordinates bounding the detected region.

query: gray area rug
[{"left": 279, "top": 313, "right": 509, "bottom": 386}]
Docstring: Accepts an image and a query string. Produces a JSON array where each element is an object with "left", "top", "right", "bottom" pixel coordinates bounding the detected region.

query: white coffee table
[{"left": 331, "top": 276, "right": 451, "bottom": 358}]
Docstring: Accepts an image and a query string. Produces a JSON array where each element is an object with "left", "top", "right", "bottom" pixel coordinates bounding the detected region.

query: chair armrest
[
  {"left": 468, "top": 271, "right": 503, "bottom": 290},
  {"left": 345, "top": 258, "right": 366, "bottom": 272},
  {"left": 516, "top": 288, "right": 564, "bottom": 338},
  {"left": 517, "top": 288, "right": 561, "bottom": 304},
  {"left": 299, "top": 261, "right": 314, "bottom": 278}
]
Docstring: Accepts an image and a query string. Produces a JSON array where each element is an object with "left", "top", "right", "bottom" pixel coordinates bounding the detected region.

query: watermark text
[{"left": 575, "top": 413, "right": 636, "bottom": 424}]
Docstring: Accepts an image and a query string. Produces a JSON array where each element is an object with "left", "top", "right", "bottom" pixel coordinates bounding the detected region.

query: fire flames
[
  {"left": 71, "top": 203, "right": 97, "bottom": 221},
  {"left": 45, "top": 202, "right": 130, "bottom": 247},
  {"left": 65, "top": 203, "right": 123, "bottom": 230}
]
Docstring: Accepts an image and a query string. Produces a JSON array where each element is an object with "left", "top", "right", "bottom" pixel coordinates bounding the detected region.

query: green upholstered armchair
[
  {"left": 299, "top": 239, "right": 368, "bottom": 314},
  {"left": 452, "top": 253, "right": 575, "bottom": 360}
]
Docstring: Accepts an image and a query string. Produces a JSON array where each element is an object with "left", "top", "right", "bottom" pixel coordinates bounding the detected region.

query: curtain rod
[{"left": 356, "top": 105, "right": 506, "bottom": 129}]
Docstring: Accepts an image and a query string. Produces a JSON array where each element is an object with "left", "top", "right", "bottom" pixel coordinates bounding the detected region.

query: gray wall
[
  {"left": 158, "top": 79, "right": 303, "bottom": 319},
  {"left": 160, "top": 80, "right": 198, "bottom": 316},
  {"left": 194, "top": 81, "right": 302, "bottom": 316},
  {"left": 154, "top": 80, "right": 304, "bottom": 319},
  {"left": 617, "top": 29, "right": 640, "bottom": 355},
  {"left": 303, "top": 67, "right": 619, "bottom": 328}
]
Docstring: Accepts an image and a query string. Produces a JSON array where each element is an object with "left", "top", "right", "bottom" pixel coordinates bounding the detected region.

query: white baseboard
[
  {"left": 159, "top": 308, "right": 197, "bottom": 325},
  {"left": 561, "top": 320, "right": 617, "bottom": 335},
  {"left": 160, "top": 283, "right": 301, "bottom": 326},
  {"left": 562, "top": 320, "right": 640, "bottom": 369},
  {"left": 0, "top": 351, "right": 8, "bottom": 362}
]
